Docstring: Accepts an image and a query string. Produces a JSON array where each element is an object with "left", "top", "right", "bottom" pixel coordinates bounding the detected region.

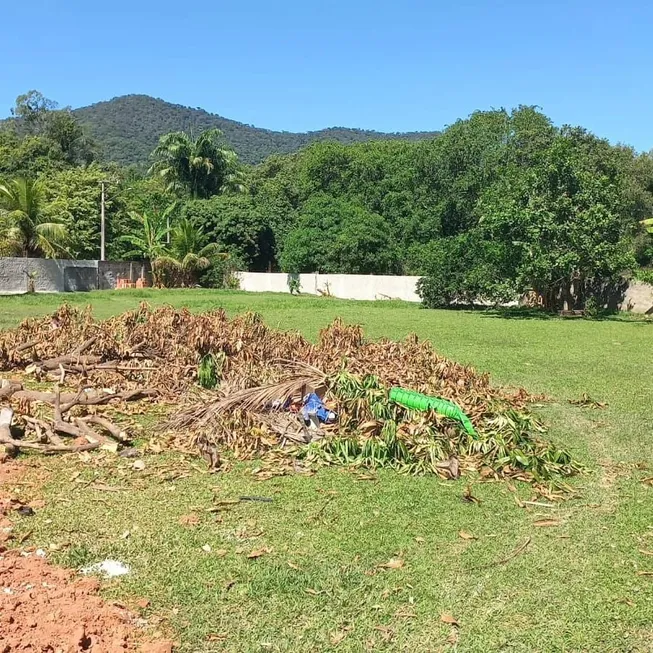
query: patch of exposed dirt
[
  {"left": 0, "top": 461, "right": 25, "bottom": 546},
  {"left": 0, "top": 461, "right": 174, "bottom": 652}
]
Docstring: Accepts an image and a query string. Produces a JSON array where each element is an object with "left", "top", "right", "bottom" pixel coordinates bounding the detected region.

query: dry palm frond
[{"left": 215, "top": 372, "right": 324, "bottom": 413}]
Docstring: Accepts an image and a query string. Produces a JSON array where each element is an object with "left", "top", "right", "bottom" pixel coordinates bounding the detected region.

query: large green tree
[
  {"left": 41, "top": 164, "right": 125, "bottom": 259},
  {"left": 279, "top": 194, "right": 399, "bottom": 274},
  {"left": 478, "top": 130, "right": 636, "bottom": 309},
  {"left": 182, "top": 194, "right": 272, "bottom": 271},
  {"left": 8, "top": 91, "right": 96, "bottom": 167}
]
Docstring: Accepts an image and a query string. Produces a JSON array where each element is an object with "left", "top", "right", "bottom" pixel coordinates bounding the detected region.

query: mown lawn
[{"left": 2, "top": 289, "right": 653, "bottom": 652}]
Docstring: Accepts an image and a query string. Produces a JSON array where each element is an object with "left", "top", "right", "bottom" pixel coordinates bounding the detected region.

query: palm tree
[
  {"left": 0, "top": 177, "right": 68, "bottom": 258},
  {"left": 149, "top": 129, "right": 244, "bottom": 199},
  {"left": 153, "top": 219, "right": 225, "bottom": 287},
  {"left": 119, "top": 210, "right": 169, "bottom": 284}
]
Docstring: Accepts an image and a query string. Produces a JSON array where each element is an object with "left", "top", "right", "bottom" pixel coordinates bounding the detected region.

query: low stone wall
[{"left": 0, "top": 258, "right": 150, "bottom": 294}]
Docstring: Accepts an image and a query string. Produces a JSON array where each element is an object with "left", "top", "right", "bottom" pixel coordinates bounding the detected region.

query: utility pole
[{"left": 100, "top": 181, "right": 107, "bottom": 261}]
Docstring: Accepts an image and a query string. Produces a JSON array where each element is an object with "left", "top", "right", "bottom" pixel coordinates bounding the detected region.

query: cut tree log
[
  {"left": 35, "top": 355, "right": 103, "bottom": 371},
  {"left": 0, "top": 406, "right": 17, "bottom": 457},
  {"left": 71, "top": 336, "right": 98, "bottom": 356},
  {"left": 80, "top": 415, "right": 130, "bottom": 443},
  {"left": 0, "top": 381, "right": 153, "bottom": 457},
  {"left": 23, "top": 416, "right": 66, "bottom": 447},
  {"left": 73, "top": 417, "right": 117, "bottom": 452},
  {"left": 11, "top": 388, "right": 158, "bottom": 405},
  {"left": 0, "top": 379, "right": 23, "bottom": 399}
]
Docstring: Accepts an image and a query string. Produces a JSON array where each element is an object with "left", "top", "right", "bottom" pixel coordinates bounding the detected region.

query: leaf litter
[{"left": 0, "top": 304, "right": 582, "bottom": 494}]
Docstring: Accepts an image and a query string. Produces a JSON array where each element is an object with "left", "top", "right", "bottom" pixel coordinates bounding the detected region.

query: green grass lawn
[{"left": 3, "top": 289, "right": 653, "bottom": 652}]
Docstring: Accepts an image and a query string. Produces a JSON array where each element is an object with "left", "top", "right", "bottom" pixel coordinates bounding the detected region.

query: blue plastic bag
[{"left": 301, "top": 393, "right": 337, "bottom": 424}]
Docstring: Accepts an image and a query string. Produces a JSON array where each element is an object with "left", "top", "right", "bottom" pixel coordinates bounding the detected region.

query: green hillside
[{"left": 73, "top": 94, "right": 439, "bottom": 166}]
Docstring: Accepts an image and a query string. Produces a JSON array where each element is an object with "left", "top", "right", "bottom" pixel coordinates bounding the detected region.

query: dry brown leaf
[
  {"left": 247, "top": 547, "right": 272, "bottom": 559},
  {"left": 393, "top": 609, "right": 416, "bottom": 618},
  {"left": 287, "top": 561, "right": 301, "bottom": 570},
  {"left": 179, "top": 513, "right": 200, "bottom": 526},
  {"left": 636, "top": 570, "right": 653, "bottom": 576},
  {"left": 201, "top": 544, "right": 212, "bottom": 553},
  {"left": 357, "top": 474, "right": 377, "bottom": 481},
  {"left": 377, "top": 558, "right": 404, "bottom": 570},
  {"left": 304, "top": 588, "right": 322, "bottom": 595},
  {"left": 639, "top": 550, "right": 653, "bottom": 556},
  {"left": 440, "top": 612, "right": 459, "bottom": 626},
  {"left": 330, "top": 630, "right": 348, "bottom": 646},
  {"left": 215, "top": 549, "right": 228, "bottom": 557},
  {"left": 458, "top": 530, "right": 477, "bottom": 541},
  {"left": 131, "top": 459, "right": 145, "bottom": 471},
  {"left": 414, "top": 536, "right": 425, "bottom": 543},
  {"left": 533, "top": 519, "right": 561, "bottom": 527}
]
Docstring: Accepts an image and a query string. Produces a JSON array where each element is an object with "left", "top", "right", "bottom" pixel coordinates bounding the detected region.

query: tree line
[{"left": 1, "top": 91, "right": 652, "bottom": 309}]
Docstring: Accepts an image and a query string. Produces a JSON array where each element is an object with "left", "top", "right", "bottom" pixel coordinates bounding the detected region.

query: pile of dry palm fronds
[{"left": 0, "top": 304, "right": 581, "bottom": 485}]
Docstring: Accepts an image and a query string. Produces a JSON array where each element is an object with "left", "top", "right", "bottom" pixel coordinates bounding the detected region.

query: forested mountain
[{"left": 73, "top": 95, "right": 439, "bottom": 166}]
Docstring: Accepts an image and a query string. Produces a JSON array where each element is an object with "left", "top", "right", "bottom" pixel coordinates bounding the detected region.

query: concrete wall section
[
  {"left": 2, "top": 258, "right": 652, "bottom": 314},
  {"left": 63, "top": 265, "right": 98, "bottom": 292},
  {"left": 0, "top": 258, "right": 150, "bottom": 294},
  {"left": 0, "top": 258, "right": 35, "bottom": 294},
  {"left": 0, "top": 258, "right": 98, "bottom": 294},
  {"left": 621, "top": 281, "right": 653, "bottom": 314},
  {"left": 236, "top": 272, "right": 422, "bottom": 302}
]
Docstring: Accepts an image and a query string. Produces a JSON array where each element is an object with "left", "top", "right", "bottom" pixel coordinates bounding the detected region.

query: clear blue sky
[{"left": 2, "top": 0, "right": 652, "bottom": 150}]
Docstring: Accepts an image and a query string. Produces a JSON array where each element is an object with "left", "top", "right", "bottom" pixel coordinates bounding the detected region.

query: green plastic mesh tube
[{"left": 389, "top": 387, "right": 477, "bottom": 437}]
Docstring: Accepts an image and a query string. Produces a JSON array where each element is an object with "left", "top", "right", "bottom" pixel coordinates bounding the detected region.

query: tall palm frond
[
  {"left": 0, "top": 177, "right": 68, "bottom": 258},
  {"left": 149, "top": 129, "right": 241, "bottom": 199},
  {"left": 180, "top": 252, "right": 211, "bottom": 272},
  {"left": 152, "top": 217, "right": 226, "bottom": 287},
  {"left": 118, "top": 211, "right": 169, "bottom": 261}
]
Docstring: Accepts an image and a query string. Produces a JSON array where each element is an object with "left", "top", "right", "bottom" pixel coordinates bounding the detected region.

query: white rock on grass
[{"left": 81, "top": 559, "right": 130, "bottom": 578}]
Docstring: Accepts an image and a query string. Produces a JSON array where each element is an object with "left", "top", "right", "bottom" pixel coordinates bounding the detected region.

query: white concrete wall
[
  {"left": 236, "top": 271, "right": 653, "bottom": 312},
  {"left": 621, "top": 281, "right": 653, "bottom": 314},
  {"left": 236, "top": 272, "right": 422, "bottom": 302}
]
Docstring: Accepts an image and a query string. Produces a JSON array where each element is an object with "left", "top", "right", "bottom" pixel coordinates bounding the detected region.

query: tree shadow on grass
[
  {"left": 479, "top": 306, "right": 653, "bottom": 323},
  {"left": 479, "top": 307, "right": 554, "bottom": 320}
]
